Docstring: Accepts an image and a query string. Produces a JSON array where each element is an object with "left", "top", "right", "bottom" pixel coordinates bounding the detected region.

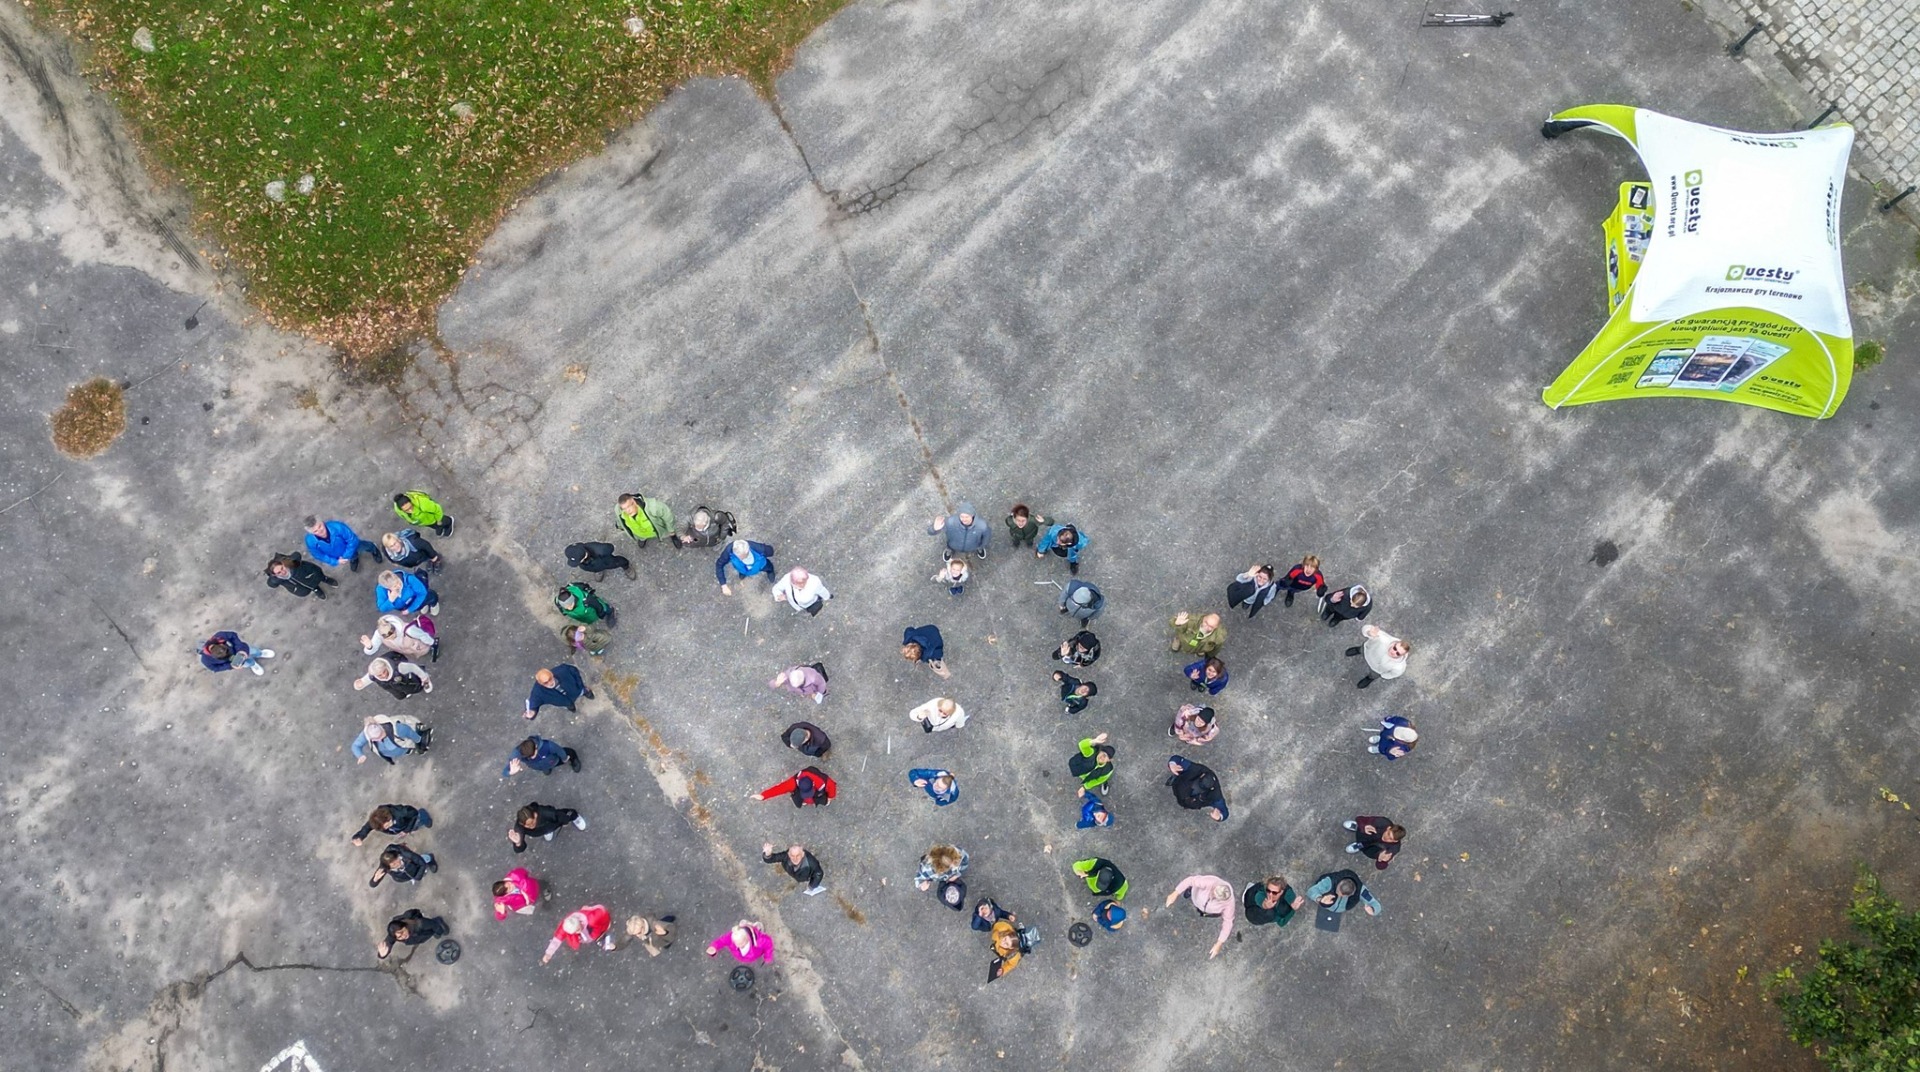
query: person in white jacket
[
  {"left": 909, "top": 697, "right": 969, "bottom": 733},
  {"left": 771, "top": 567, "right": 832, "bottom": 617},
  {"left": 1347, "top": 623, "right": 1411, "bottom": 689}
]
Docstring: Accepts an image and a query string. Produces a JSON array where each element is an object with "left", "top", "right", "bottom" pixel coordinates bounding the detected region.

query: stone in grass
[
  {"left": 623, "top": 16, "right": 647, "bottom": 38},
  {"left": 264, "top": 179, "right": 287, "bottom": 202},
  {"left": 132, "top": 27, "right": 155, "bottom": 52},
  {"left": 296, "top": 174, "right": 315, "bottom": 196},
  {"left": 450, "top": 102, "right": 475, "bottom": 122}
]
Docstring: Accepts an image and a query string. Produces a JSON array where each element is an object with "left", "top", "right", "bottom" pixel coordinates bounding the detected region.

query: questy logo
[
  {"left": 1682, "top": 170, "right": 1703, "bottom": 234},
  {"left": 1725, "top": 264, "right": 1797, "bottom": 283}
]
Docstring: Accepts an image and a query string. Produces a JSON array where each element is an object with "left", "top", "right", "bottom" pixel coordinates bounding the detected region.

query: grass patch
[
  {"left": 1855, "top": 340, "right": 1885, "bottom": 372},
  {"left": 50, "top": 377, "right": 127, "bottom": 457},
  {"left": 41, "top": 0, "right": 849, "bottom": 356}
]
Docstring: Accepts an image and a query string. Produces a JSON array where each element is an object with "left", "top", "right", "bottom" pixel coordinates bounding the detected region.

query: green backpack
[{"left": 555, "top": 582, "right": 611, "bottom": 623}]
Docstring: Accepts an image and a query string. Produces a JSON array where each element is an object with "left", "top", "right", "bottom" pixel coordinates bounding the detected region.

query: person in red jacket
[
  {"left": 749, "top": 766, "right": 837, "bottom": 807},
  {"left": 1281, "top": 554, "right": 1327, "bottom": 608},
  {"left": 542, "top": 905, "right": 615, "bottom": 963}
]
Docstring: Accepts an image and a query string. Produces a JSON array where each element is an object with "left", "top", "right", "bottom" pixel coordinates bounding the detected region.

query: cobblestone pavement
[{"left": 1720, "top": 0, "right": 1920, "bottom": 194}]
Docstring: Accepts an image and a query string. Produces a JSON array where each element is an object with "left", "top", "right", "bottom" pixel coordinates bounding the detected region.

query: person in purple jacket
[
  {"left": 199, "top": 631, "right": 274, "bottom": 676},
  {"left": 304, "top": 515, "right": 381, "bottom": 573}
]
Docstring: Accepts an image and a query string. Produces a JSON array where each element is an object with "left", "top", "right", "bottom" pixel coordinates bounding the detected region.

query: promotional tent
[{"left": 1540, "top": 105, "right": 1855, "bottom": 419}]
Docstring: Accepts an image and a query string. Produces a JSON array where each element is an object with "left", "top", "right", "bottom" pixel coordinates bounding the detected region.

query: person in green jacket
[
  {"left": 1069, "top": 733, "right": 1114, "bottom": 792},
  {"left": 617, "top": 493, "right": 676, "bottom": 549},
  {"left": 1169, "top": 611, "right": 1227, "bottom": 656},
  {"left": 555, "top": 582, "right": 616, "bottom": 626},
  {"left": 1073, "top": 857, "right": 1128, "bottom": 900},
  {"left": 392, "top": 491, "right": 453, "bottom": 537},
  {"left": 1243, "top": 876, "right": 1305, "bottom": 929}
]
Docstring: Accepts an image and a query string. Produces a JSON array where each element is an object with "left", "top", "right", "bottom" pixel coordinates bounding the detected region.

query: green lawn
[{"left": 46, "top": 0, "right": 847, "bottom": 353}]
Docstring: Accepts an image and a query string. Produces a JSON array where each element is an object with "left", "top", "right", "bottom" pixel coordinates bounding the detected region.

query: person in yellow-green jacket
[
  {"left": 392, "top": 491, "right": 454, "bottom": 537},
  {"left": 616, "top": 493, "right": 676, "bottom": 550},
  {"left": 1069, "top": 733, "right": 1114, "bottom": 791}
]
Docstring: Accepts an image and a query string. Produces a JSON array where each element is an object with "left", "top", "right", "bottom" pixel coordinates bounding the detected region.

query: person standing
[
  {"left": 1053, "top": 671, "right": 1098, "bottom": 715},
  {"left": 1004, "top": 504, "right": 1047, "bottom": 549},
  {"left": 375, "top": 569, "right": 438, "bottom": 618},
  {"left": 542, "top": 905, "right": 617, "bottom": 963},
  {"left": 616, "top": 493, "right": 676, "bottom": 550},
  {"left": 913, "top": 845, "right": 970, "bottom": 893},
  {"left": 391, "top": 491, "right": 454, "bottom": 537},
  {"left": 507, "top": 802, "right": 587, "bottom": 852},
  {"left": 1169, "top": 704, "right": 1219, "bottom": 746},
  {"left": 1281, "top": 554, "right": 1327, "bottom": 608},
  {"left": 1169, "top": 611, "right": 1227, "bottom": 657},
  {"left": 707, "top": 921, "right": 775, "bottom": 965},
  {"left": 363, "top": 614, "right": 437, "bottom": 662},
  {"left": 908, "top": 697, "right": 968, "bottom": 733},
  {"left": 1318, "top": 583, "right": 1373, "bottom": 628},
  {"left": 1347, "top": 624, "right": 1411, "bottom": 689},
  {"left": 625, "top": 914, "right": 678, "bottom": 956},
  {"left": 673, "top": 505, "right": 736, "bottom": 549},
  {"left": 379, "top": 530, "right": 442, "bottom": 572},
  {"left": 1094, "top": 900, "right": 1128, "bottom": 932},
  {"left": 367, "top": 844, "right": 438, "bottom": 888},
  {"left": 304, "top": 515, "right": 381, "bottom": 573},
  {"left": 901, "top": 624, "right": 952, "bottom": 679},
  {"left": 1226, "top": 564, "right": 1280, "bottom": 620},
  {"left": 565, "top": 541, "right": 633, "bottom": 580},
  {"left": 352, "top": 715, "right": 429, "bottom": 765},
  {"left": 1072, "top": 857, "right": 1128, "bottom": 900},
  {"left": 909, "top": 768, "right": 961, "bottom": 806},
  {"left": 986, "top": 918, "right": 1024, "bottom": 981},
  {"left": 1166, "top": 755, "right": 1229, "bottom": 821},
  {"left": 1184, "top": 656, "right": 1228, "bottom": 696},
  {"left": 762, "top": 842, "right": 826, "bottom": 894},
  {"left": 1308, "top": 870, "right": 1382, "bottom": 916},
  {"left": 351, "top": 804, "right": 433, "bottom": 845},
  {"left": 769, "top": 664, "right": 829, "bottom": 704},
  {"left": 1059, "top": 579, "right": 1104, "bottom": 622},
  {"left": 1344, "top": 816, "right": 1407, "bottom": 870},
  {"left": 972, "top": 897, "right": 1016, "bottom": 933},
  {"left": 1054, "top": 630, "right": 1101, "bottom": 668},
  {"left": 770, "top": 567, "right": 832, "bottom": 616},
  {"left": 1242, "top": 876, "right": 1306, "bottom": 929},
  {"left": 715, "top": 539, "right": 776, "bottom": 595},
  {"left": 199, "top": 631, "right": 274, "bottom": 676},
  {"left": 1070, "top": 733, "right": 1115, "bottom": 792},
  {"left": 264, "top": 553, "right": 336, "bottom": 600},
  {"left": 928, "top": 502, "right": 991, "bottom": 560},
  {"left": 1165, "top": 875, "right": 1237, "bottom": 959},
  {"left": 558, "top": 620, "right": 611, "bottom": 658},
  {"left": 933, "top": 558, "right": 970, "bottom": 597},
  {"left": 377, "top": 909, "right": 448, "bottom": 959},
  {"left": 749, "top": 766, "right": 836, "bottom": 808},
  {"left": 1035, "top": 522, "right": 1089, "bottom": 575},
  {"left": 525, "top": 664, "right": 592, "bottom": 719},
  {"left": 554, "top": 582, "right": 615, "bottom": 626},
  {"left": 779, "top": 721, "right": 832, "bottom": 759},
  {"left": 1368, "top": 715, "right": 1418, "bottom": 760},
  {"left": 493, "top": 867, "right": 542, "bottom": 919},
  {"left": 1077, "top": 788, "right": 1113, "bottom": 828},
  {"left": 352, "top": 657, "right": 432, "bottom": 700},
  {"left": 501, "top": 735, "right": 582, "bottom": 777}
]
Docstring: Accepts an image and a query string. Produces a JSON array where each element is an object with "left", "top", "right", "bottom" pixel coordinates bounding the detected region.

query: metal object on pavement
[
  {"left": 729, "top": 965, "right": 755, "bottom": 991},
  {"left": 1422, "top": 11, "right": 1514, "bottom": 27},
  {"left": 436, "top": 938, "right": 461, "bottom": 964}
]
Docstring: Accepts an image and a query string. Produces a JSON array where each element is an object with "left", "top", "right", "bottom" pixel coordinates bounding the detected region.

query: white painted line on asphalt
[{"left": 258, "top": 1040, "right": 323, "bottom": 1072}]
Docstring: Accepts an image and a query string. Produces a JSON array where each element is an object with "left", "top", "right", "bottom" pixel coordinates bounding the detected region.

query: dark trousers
[{"left": 575, "top": 543, "right": 629, "bottom": 574}]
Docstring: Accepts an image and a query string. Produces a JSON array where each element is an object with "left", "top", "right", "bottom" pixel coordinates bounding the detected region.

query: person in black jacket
[
  {"left": 1166, "top": 755, "right": 1229, "bottom": 822},
  {"left": 379, "top": 530, "right": 443, "bottom": 572},
  {"left": 762, "top": 843, "right": 825, "bottom": 893},
  {"left": 353, "top": 657, "right": 432, "bottom": 700},
  {"left": 780, "top": 721, "right": 832, "bottom": 758},
  {"left": 377, "top": 909, "right": 448, "bottom": 959},
  {"left": 1054, "top": 630, "right": 1101, "bottom": 668},
  {"left": 368, "top": 844, "right": 438, "bottom": 887},
  {"left": 1318, "top": 583, "right": 1372, "bottom": 628},
  {"left": 508, "top": 802, "right": 586, "bottom": 852},
  {"left": 1226, "top": 563, "right": 1279, "bottom": 620},
  {"left": 565, "top": 541, "right": 633, "bottom": 579},
  {"left": 351, "top": 804, "right": 433, "bottom": 846},
  {"left": 265, "top": 553, "right": 336, "bottom": 599}
]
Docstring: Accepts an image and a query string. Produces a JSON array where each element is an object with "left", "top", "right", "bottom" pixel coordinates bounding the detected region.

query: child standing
[{"left": 933, "top": 558, "right": 970, "bottom": 597}]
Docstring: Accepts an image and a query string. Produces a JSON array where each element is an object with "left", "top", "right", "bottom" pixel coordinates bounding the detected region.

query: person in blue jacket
[
  {"left": 1035, "top": 522, "right": 1090, "bottom": 575},
  {"left": 199, "top": 630, "right": 274, "bottom": 675},
  {"left": 304, "top": 515, "right": 380, "bottom": 572},
  {"left": 715, "top": 538, "right": 776, "bottom": 595},
  {"left": 1307, "top": 870, "right": 1382, "bottom": 916},
  {"left": 353, "top": 716, "right": 428, "bottom": 765},
  {"left": 503, "top": 735, "right": 581, "bottom": 777},
  {"left": 1077, "top": 788, "right": 1113, "bottom": 828},
  {"left": 525, "top": 665, "right": 592, "bottom": 719},
  {"left": 375, "top": 570, "right": 438, "bottom": 617},
  {"left": 900, "top": 623, "right": 951, "bottom": 679},
  {"left": 910, "top": 768, "right": 960, "bottom": 806},
  {"left": 1184, "top": 656, "right": 1228, "bottom": 696}
]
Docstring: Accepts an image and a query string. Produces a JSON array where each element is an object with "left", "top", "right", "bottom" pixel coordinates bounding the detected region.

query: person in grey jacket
[
  {"left": 928, "top": 502, "right": 991, "bottom": 560},
  {"left": 1059, "top": 579, "right": 1105, "bottom": 622}
]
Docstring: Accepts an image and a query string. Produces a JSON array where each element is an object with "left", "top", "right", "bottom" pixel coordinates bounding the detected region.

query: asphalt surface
[{"left": 4, "top": 1, "right": 1920, "bottom": 1071}]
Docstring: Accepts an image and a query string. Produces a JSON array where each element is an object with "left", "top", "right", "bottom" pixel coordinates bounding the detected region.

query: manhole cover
[
  {"left": 729, "top": 966, "right": 755, "bottom": 991},
  {"left": 435, "top": 939, "right": 461, "bottom": 964},
  {"left": 1068, "top": 922, "right": 1093, "bottom": 947}
]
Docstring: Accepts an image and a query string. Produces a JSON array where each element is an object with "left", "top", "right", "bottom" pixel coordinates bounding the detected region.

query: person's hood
[{"left": 955, "top": 501, "right": 979, "bottom": 523}]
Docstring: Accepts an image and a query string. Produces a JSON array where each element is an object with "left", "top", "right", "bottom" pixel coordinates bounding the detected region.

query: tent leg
[{"left": 1540, "top": 119, "right": 1591, "bottom": 140}]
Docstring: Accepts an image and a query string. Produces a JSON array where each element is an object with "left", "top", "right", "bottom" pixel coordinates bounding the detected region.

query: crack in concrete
[
  {"left": 765, "top": 96, "right": 951, "bottom": 509},
  {"left": 87, "top": 595, "right": 152, "bottom": 673}
]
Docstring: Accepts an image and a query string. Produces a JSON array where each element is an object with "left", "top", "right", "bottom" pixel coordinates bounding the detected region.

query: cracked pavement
[{"left": 6, "top": 1, "right": 1920, "bottom": 1071}]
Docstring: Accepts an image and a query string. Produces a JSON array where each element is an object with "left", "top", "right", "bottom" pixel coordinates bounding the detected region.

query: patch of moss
[
  {"left": 50, "top": 377, "right": 128, "bottom": 457},
  {"left": 1855, "top": 340, "right": 1885, "bottom": 371}
]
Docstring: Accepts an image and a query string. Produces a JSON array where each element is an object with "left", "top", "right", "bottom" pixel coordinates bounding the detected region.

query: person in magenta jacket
[
  {"left": 1165, "top": 874, "right": 1237, "bottom": 959},
  {"left": 707, "top": 920, "right": 775, "bottom": 964},
  {"left": 493, "top": 868, "right": 541, "bottom": 919}
]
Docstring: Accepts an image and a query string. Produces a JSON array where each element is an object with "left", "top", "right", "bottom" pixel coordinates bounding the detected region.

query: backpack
[
  {"left": 1016, "top": 924, "right": 1041, "bottom": 954},
  {"left": 1177, "top": 769, "right": 1221, "bottom": 808},
  {"left": 556, "top": 582, "right": 610, "bottom": 623}
]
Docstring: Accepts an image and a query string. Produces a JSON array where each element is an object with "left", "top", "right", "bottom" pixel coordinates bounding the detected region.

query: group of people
[{"left": 203, "top": 485, "right": 1425, "bottom": 978}]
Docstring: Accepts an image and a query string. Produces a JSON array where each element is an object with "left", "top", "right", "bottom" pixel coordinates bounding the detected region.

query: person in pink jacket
[
  {"left": 492, "top": 868, "right": 540, "bottom": 920},
  {"left": 542, "top": 904, "right": 615, "bottom": 963},
  {"left": 707, "top": 919, "right": 775, "bottom": 965},
  {"left": 1165, "top": 874, "right": 1237, "bottom": 959}
]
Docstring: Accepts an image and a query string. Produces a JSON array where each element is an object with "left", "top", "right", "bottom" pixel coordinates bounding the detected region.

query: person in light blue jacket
[
  {"left": 376, "top": 570, "right": 437, "bottom": 616},
  {"left": 305, "top": 515, "right": 380, "bottom": 572},
  {"left": 715, "top": 539, "right": 776, "bottom": 595},
  {"left": 1035, "top": 522, "right": 1090, "bottom": 575},
  {"left": 353, "top": 716, "right": 428, "bottom": 765},
  {"left": 910, "top": 768, "right": 960, "bottom": 806},
  {"left": 1307, "top": 870, "right": 1382, "bottom": 916}
]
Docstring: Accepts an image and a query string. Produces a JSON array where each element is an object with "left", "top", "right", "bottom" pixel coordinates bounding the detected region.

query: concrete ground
[{"left": 4, "top": 1, "right": 1920, "bottom": 1071}]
